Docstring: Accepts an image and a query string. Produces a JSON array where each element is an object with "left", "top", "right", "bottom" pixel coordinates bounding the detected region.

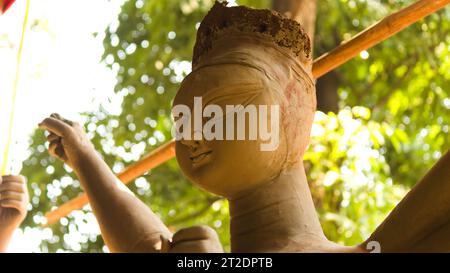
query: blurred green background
[{"left": 19, "top": 0, "right": 450, "bottom": 252}]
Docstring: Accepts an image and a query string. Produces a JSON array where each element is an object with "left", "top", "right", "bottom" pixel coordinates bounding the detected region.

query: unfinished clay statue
[
  {"left": 39, "top": 2, "right": 450, "bottom": 253},
  {"left": 173, "top": 2, "right": 362, "bottom": 252}
]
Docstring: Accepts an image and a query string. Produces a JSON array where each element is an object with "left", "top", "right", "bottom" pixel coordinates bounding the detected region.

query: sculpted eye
[{"left": 202, "top": 83, "right": 263, "bottom": 106}]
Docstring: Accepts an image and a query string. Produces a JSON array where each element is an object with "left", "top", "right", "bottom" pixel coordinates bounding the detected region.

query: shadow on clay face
[{"left": 172, "top": 64, "right": 288, "bottom": 198}]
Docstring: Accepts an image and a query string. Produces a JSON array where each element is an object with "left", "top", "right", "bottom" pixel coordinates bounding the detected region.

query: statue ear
[{"left": 290, "top": 62, "right": 315, "bottom": 89}]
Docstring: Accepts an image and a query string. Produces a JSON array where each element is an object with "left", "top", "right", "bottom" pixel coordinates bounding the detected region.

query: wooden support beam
[
  {"left": 44, "top": 0, "right": 450, "bottom": 225},
  {"left": 312, "top": 0, "right": 450, "bottom": 78}
]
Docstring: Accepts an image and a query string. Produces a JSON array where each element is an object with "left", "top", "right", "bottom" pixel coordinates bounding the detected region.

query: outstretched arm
[
  {"left": 363, "top": 149, "right": 450, "bottom": 252},
  {"left": 0, "top": 175, "right": 28, "bottom": 253},
  {"left": 39, "top": 114, "right": 172, "bottom": 252}
]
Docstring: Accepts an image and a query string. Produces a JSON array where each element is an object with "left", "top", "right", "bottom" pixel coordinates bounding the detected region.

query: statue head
[{"left": 173, "top": 1, "right": 316, "bottom": 198}]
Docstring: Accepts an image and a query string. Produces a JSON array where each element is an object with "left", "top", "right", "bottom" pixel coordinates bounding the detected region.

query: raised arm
[
  {"left": 39, "top": 114, "right": 172, "bottom": 252},
  {"left": 0, "top": 175, "right": 29, "bottom": 253},
  {"left": 38, "top": 114, "right": 224, "bottom": 253}
]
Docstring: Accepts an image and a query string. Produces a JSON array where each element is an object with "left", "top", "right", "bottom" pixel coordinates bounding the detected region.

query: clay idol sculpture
[{"left": 40, "top": 2, "right": 450, "bottom": 252}]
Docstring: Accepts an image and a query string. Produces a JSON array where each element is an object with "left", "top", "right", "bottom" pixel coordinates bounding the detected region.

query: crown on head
[{"left": 192, "top": 1, "right": 312, "bottom": 68}]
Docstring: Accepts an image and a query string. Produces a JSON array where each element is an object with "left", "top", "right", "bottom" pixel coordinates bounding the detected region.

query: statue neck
[{"left": 228, "top": 162, "right": 329, "bottom": 252}]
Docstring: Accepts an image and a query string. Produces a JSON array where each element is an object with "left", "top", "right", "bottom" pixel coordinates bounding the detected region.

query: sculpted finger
[
  {"left": 39, "top": 117, "right": 72, "bottom": 137},
  {"left": 49, "top": 140, "right": 67, "bottom": 161},
  {"left": 0, "top": 182, "right": 25, "bottom": 193},
  {"left": 47, "top": 133, "right": 61, "bottom": 142},
  {"left": 50, "top": 113, "right": 74, "bottom": 126},
  {"left": 49, "top": 140, "right": 59, "bottom": 156},
  {"left": 1, "top": 175, "right": 26, "bottom": 184},
  {"left": 0, "top": 199, "right": 25, "bottom": 212},
  {"left": 0, "top": 191, "right": 23, "bottom": 202}
]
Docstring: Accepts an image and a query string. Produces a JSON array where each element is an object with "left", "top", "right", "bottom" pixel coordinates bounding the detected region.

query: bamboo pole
[
  {"left": 312, "top": 0, "right": 450, "bottom": 78},
  {"left": 44, "top": 0, "right": 450, "bottom": 225},
  {"left": 1, "top": 0, "right": 30, "bottom": 175}
]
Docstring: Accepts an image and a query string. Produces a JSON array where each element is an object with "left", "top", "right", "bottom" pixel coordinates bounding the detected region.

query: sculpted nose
[
  {"left": 180, "top": 139, "right": 202, "bottom": 151},
  {"left": 180, "top": 129, "right": 204, "bottom": 148}
]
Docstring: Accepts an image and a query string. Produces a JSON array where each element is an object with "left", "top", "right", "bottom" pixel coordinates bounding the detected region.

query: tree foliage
[{"left": 20, "top": 0, "right": 450, "bottom": 252}]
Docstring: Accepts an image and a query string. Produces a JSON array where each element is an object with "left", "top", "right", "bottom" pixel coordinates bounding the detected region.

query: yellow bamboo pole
[
  {"left": 44, "top": 0, "right": 450, "bottom": 225},
  {"left": 1, "top": 0, "right": 31, "bottom": 175}
]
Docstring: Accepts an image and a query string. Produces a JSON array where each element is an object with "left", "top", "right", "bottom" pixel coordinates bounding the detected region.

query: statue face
[{"left": 173, "top": 64, "right": 288, "bottom": 198}]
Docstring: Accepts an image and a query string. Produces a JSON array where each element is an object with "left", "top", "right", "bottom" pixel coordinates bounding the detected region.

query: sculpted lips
[{"left": 190, "top": 150, "right": 212, "bottom": 165}]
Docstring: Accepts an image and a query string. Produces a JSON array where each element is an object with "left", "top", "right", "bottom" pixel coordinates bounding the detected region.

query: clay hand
[
  {"left": 161, "top": 226, "right": 224, "bottom": 253},
  {"left": 39, "top": 113, "right": 95, "bottom": 168},
  {"left": 0, "top": 175, "right": 29, "bottom": 230}
]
